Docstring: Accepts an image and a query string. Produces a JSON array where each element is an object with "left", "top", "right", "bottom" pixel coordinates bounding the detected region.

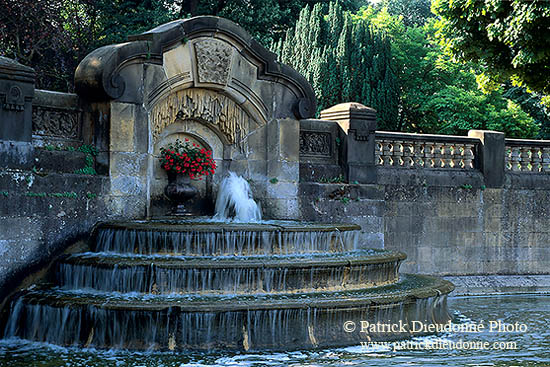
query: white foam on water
[{"left": 213, "top": 172, "right": 262, "bottom": 222}]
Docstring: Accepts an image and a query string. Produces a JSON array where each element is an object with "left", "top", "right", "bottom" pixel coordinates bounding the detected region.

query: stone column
[
  {"left": 320, "top": 103, "right": 377, "bottom": 184},
  {"left": 0, "top": 57, "right": 35, "bottom": 168},
  {"left": 468, "top": 130, "right": 505, "bottom": 188},
  {"left": 266, "top": 118, "right": 300, "bottom": 219},
  {"left": 108, "top": 102, "right": 149, "bottom": 217}
]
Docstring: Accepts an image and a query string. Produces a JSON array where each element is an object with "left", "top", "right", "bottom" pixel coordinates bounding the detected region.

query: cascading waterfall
[
  {"left": 1, "top": 171, "right": 455, "bottom": 351},
  {"left": 213, "top": 172, "right": 262, "bottom": 222}
]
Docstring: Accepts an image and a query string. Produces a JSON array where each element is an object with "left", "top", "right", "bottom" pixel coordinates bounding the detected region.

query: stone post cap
[
  {"left": 468, "top": 130, "right": 505, "bottom": 138},
  {"left": 320, "top": 102, "right": 376, "bottom": 121},
  {"left": 0, "top": 56, "right": 35, "bottom": 83}
]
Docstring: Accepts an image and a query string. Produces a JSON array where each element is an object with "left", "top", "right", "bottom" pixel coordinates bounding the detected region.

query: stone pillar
[
  {"left": 108, "top": 102, "right": 149, "bottom": 217},
  {"left": 468, "top": 130, "right": 505, "bottom": 188},
  {"left": 320, "top": 103, "right": 377, "bottom": 184},
  {"left": 266, "top": 118, "right": 300, "bottom": 219},
  {"left": 0, "top": 57, "right": 35, "bottom": 168}
]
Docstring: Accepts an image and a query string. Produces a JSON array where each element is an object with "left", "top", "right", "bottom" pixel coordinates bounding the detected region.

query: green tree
[
  {"left": 375, "top": 0, "right": 432, "bottom": 27},
  {"left": 93, "top": 0, "right": 176, "bottom": 46},
  {"left": 273, "top": 1, "right": 399, "bottom": 129},
  {"left": 432, "top": 0, "right": 550, "bottom": 100},
  {"left": 178, "top": 0, "right": 359, "bottom": 47},
  {"left": 503, "top": 86, "right": 550, "bottom": 139},
  {"left": 355, "top": 6, "right": 538, "bottom": 138},
  {"left": 0, "top": 0, "right": 79, "bottom": 90}
]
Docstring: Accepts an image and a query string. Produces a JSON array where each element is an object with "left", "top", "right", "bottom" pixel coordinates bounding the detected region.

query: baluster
[
  {"left": 453, "top": 144, "right": 463, "bottom": 169},
  {"left": 402, "top": 141, "right": 414, "bottom": 168},
  {"left": 542, "top": 147, "right": 550, "bottom": 173},
  {"left": 504, "top": 146, "right": 512, "bottom": 170},
  {"left": 519, "top": 147, "right": 531, "bottom": 171},
  {"left": 531, "top": 147, "right": 542, "bottom": 172},
  {"left": 463, "top": 144, "right": 474, "bottom": 169},
  {"left": 442, "top": 143, "right": 453, "bottom": 168},
  {"left": 393, "top": 140, "right": 403, "bottom": 166},
  {"left": 414, "top": 141, "right": 424, "bottom": 168},
  {"left": 375, "top": 141, "right": 382, "bottom": 165},
  {"left": 510, "top": 146, "right": 521, "bottom": 171},
  {"left": 452, "top": 144, "right": 461, "bottom": 169},
  {"left": 424, "top": 142, "right": 434, "bottom": 168},
  {"left": 382, "top": 140, "right": 393, "bottom": 166},
  {"left": 433, "top": 143, "right": 444, "bottom": 168}
]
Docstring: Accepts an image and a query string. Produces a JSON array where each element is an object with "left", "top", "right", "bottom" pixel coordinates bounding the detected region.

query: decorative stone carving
[
  {"left": 32, "top": 106, "right": 81, "bottom": 139},
  {"left": 194, "top": 39, "right": 233, "bottom": 85},
  {"left": 150, "top": 88, "right": 250, "bottom": 148},
  {"left": 299, "top": 131, "right": 331, "bottom": 157},
  {"left": 3, "top": 85, "right": 24, "bottom": 111}
]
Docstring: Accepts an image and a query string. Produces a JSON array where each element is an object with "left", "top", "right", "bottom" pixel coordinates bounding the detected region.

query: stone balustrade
[
  {"left": 375, "top": 131, "right": 478, "bottom": 170},
  {"left": 505, "top": 139, "right": 550, "bottom": 173}
]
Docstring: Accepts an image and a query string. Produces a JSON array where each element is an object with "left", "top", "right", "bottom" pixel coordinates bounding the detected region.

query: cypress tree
[{"left": 273, "top": 1, "right": 399, "bottom": 128}]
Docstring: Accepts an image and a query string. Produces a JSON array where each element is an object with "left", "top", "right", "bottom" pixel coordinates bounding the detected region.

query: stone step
[
  {"left": 91, "top": 220, "right": 362, "bottom": 256},
  {"left": 5, "top": 275, "right": 454, "bottom": 350},
  {"left": 56, "top": 250, "right": 406, "bottom": 294},
  {"left": 33, "top": 148, "right": 92, "bottom": 174}
]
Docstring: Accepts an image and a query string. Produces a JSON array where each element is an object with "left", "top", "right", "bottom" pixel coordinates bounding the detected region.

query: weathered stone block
[
  {"left": 468, "top": 130, "right": 505, "bottom": 188},
  {"left": 266, "top": 181, "right": 297, "bottom": 199},
  {"left": 110, "top": 102, "right": 136, "bottom": 152},
  {"left": 110, "top": 152, "right": 148, "bottom": 178},
  {"left": 266, "top": 160, "right": 299, "bottom": 182},
  {"left": 110, "top": 176, "right": 143, "bottom": 196}
]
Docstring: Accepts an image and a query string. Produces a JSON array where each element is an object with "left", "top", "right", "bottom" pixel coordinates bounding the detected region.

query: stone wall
[
  {"left": 298, "top": 103, "right": 550, "bottom": 276},
  {"left": 0, "top": 60, "right": 114, "bottom": 299}
]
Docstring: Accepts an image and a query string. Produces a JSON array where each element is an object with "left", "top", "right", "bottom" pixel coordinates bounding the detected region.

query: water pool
[{"left": 0, "top": 295, "right": 548, "bottom": 367}]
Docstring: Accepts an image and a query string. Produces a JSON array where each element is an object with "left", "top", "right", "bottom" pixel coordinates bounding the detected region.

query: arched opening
[{"left": 150, "top": 119, "right": 224, "bottom": 216}]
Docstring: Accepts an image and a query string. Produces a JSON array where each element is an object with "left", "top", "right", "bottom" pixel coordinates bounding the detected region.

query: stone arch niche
[{"left": 75, "top": 16, "right": 316, "bottom": 218}]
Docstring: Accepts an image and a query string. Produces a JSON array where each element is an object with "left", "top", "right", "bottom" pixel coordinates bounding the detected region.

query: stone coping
[
  {"left": 505, "top": 138, "right": 550, "bottom": 147},
  {"left": 445, "top": 275, "right": 550, "bottom": 296},
  {"left": 61, "top": 249, "right": 406, "bottom": 269},
  {"left": 22, "top": 274, "right": 454, "bottom": 312},
  {"left": 96, "top": 219, "right": 361, "bottom": 233},
  {"left": 376, "top": 130, "right": 480, "bottom": 144}
]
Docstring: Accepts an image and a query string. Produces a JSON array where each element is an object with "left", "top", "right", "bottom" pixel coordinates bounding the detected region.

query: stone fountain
[
  {"left": 3, "top": 174, "right": 453, "bottom": 350},
  {"left": 1, "top": 16, "right": 453, "bottom": 351}
]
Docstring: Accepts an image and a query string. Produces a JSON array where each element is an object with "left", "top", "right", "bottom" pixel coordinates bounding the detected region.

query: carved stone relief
[
  {"left": 32, "top": 106, "right": 81, "bottom": 139},
  {"left": 150, "top": 88, "right": 251, "bottom": 149},
  {"left": 299, "top": 131, "right": 332, "bottom": 157},
  {"left": 194, "top": 39, "right": 233, "bottom": 85}
]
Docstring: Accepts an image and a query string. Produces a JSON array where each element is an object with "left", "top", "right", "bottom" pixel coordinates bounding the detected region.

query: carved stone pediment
[{"left": 75, "top": 16, "right": 316, "bottom": 120}]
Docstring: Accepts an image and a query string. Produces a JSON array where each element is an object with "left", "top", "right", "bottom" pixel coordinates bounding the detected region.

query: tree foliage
[
  {"left": 0, "top": 0, "right": 358, "bottom": 91},
  {"left": 273, "top": 2, "right": 399, "bottom": 130},
  {"left": 93, "top": 0, "right": 175, "bottom": 46},
  {"left": 374, "top": 0, "right": 432, "bottom": 27},
  {"left": 355, "top": 5, "right": 538, "bottom": 138},
  {"left": 179, "top": 0, "right": 359, "bottom": 46},
  {"left": 432, "top": 0, "right": 550, "bottom": 99},
  {"left": 0, "top": 0, "right": 89, "bottom": 90}
]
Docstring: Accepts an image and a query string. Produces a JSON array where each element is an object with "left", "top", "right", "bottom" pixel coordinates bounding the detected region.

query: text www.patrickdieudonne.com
[{"left": 343, "top": 319, "right": 525, "bottom": 352}]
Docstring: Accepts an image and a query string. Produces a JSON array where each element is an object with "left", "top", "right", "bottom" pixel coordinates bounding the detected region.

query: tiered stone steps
[{"left": 3, "top": 220, "right": 454, "bottom": 351}]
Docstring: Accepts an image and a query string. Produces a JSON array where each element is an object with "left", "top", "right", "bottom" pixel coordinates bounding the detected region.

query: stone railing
[
  {"left": 505, "top": 139, "right": 550, "bottom": 173},
  {"left": 375, "top": 131, "right": 478, "bottom": 170},
  {"left": 32, "top": 89, "right": 82, "bottom": 147}
]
